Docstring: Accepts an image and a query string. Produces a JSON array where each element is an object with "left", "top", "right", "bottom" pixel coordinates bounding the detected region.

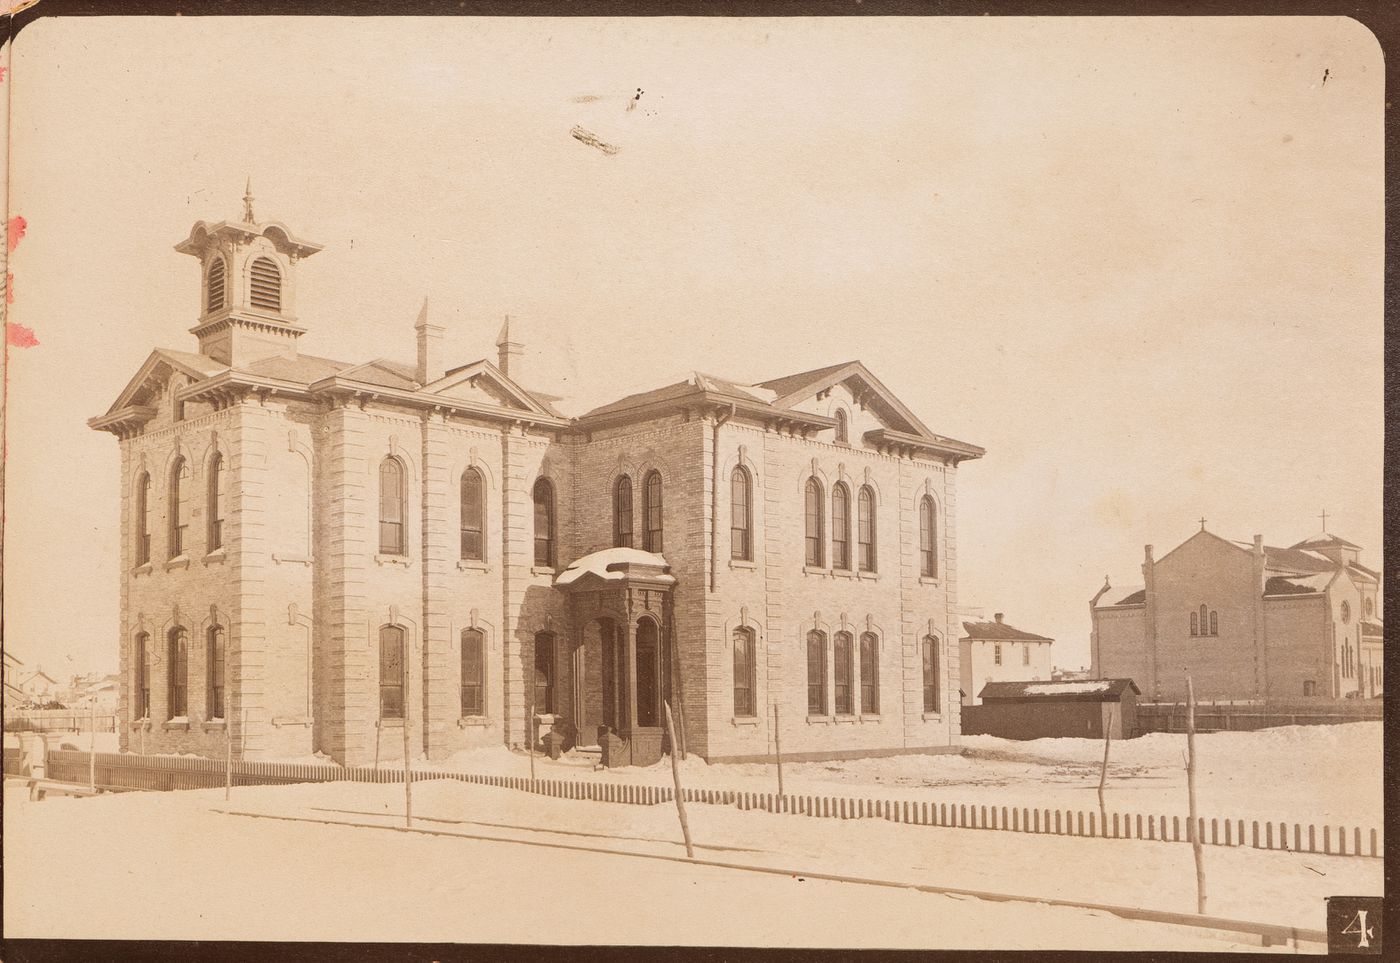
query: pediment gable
[
  {"left": 423, "top": 360, "right": 552, "bottom": 416},
  {"left": 104, "top": 349, "right": 227, "bottom": 416},
  {"left": 764, "top": 361, "right": 931, "bottom": 437}
]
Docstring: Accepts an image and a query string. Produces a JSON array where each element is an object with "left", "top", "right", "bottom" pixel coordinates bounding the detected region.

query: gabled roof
[
  {"left": 961, "top": 619, "right": 1053, "bottom": 643},
  {"left": 240, "top": 353, "right": 354, "bottom": 384},
  {"left": 428, "top": 359, "right": 563, "bottom": 419},
  {"left": 978, "top": 679, "right": 1140, "bottom": 703},
  {"left": 1093, "top": 583, "right": 1144, "bottom": 607},
  {"left": 332, "top": 358, "right": 421, "bottom": 391},
  {"left": 99, "top": 348, "right": 229, "bottom": 417},
  {"left": 1263, "top": 573, "right": 1331, "bottom": 596},
  {"left": 757, "top": 359, "right": 937, "bottom": 439},
  {"left": 1290, "top": 532, "right": 1361, "bottom": 551},
  {"left": 579, "top": 372, "right": 777, "bottom": 420},
  {"left": 754, "top": 361, "right": 853, "bottom": 400}
]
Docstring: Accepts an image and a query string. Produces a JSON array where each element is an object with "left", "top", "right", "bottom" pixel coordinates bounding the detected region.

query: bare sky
[{"left": 4, "top": 16, "right": 1383, "bottom": 678}]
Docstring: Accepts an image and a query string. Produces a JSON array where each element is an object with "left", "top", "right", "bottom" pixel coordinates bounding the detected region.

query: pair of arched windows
[
  {"left": 805, "top": 629, "right": 881, "bottom": 716},
  {"left": 205, "top": 256, "right": 282, "bottom": 313},
  {"left": 136, "top": 452, "right": 223, "bottom": 566},
  {"left": 378, "top": 459, "right": 488, "bottom": 561},
  {"left": 803, "top": 478, "right": 879, "bottom": 573},
  {"left": 1189, "top": 605, "right": 1219, "bottom": 637},
  {"left": 142, "top": 624, "right": 221, "bottom": 721},
  {"left": 612, "top": 471, "right": 664, "bottom": 553}
]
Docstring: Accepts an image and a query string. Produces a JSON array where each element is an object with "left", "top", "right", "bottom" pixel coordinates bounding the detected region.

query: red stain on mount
[
  {"left": 8, "top": 215, "right": 27, "bottom": 252},
  {"left": 7, "top": 323, "right": 38, "bottom": 348}
]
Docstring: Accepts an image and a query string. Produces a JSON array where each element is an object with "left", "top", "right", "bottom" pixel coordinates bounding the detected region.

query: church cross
[
  {"left": 1319, "top": 509, "right": 1329, "bottom": 533},
  {"left": 1199, "top": 517, "right": 1207, "bottom": 532}
]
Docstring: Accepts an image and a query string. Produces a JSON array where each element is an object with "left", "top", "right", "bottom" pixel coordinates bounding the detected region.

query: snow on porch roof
[
  {"left": 553, "top": 548, "right": 676, "bottom": 587},
  {"left": 978, "top": 679, "right": 1140, "bottom": 703}
]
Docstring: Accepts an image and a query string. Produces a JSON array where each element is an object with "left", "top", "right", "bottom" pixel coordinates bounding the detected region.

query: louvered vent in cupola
[
  {"left": 205, "top": 257, "right": 227, "bottom": 313},
  {"left": 249, "top": 256, "right": 282, "bottom": 311}
]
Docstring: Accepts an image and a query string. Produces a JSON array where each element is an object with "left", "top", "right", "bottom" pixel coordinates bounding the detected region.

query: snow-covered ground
[{"left": 5, "top": 774, "right": 1373, "bottom": 948}]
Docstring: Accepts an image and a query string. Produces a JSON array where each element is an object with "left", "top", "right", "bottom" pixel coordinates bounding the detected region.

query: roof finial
[
  {"left": 1199, "top": 516, "right": 1207, "bottom": 532},
  {"left": 242, "top": 177, "right": 255, "bottom": 223},
  {"left": 1319, "top": 509, "right": 1329, "bottom": 533}
]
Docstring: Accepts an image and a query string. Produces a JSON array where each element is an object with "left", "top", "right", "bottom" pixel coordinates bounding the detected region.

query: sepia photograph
[{"left": 0, "top": 8, "right": 1387, "bottom": 955}]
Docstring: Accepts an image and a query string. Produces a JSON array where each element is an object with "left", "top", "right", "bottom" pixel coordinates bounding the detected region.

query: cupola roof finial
[{"left": 242, "top": 177, "right": 255, "bottom": 224}]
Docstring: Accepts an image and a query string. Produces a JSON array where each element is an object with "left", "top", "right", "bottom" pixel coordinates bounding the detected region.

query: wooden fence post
[
  {"left": 527, "top": 694, "right": 537, "bottom": 784},
  {"left": 1186, "top": 676, "right": 1207, "bottom": 914},
  {"left": 88, "top": 701, "right": 97, "bottom": 792},
  {"left": 773, "top": 702, "right": 785, "bottom": 803},
  {"left": 403, "top": 712, "right": 412, "bottom": 828},
  {"left": 225, "top": 717, "right": 233, "bottom": 800},
  {"left": 664, "top": 702, "right": 694, "bottom": 858},
  {"left": 374, "top": 721, "right": 381, "bottom": 772}
]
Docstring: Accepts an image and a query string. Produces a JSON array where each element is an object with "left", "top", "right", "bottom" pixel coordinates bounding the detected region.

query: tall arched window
[
  {"left": 379, "top": 625, "right": 405, "bottom": 720},
  {"left": 834, "top": 408, "right": 849, "bottom": 444},
  {"left": 249, "top": 256, "right": 282, "bottom": 311},
  {"left": 168, "top": 457, "right": 189, "bottom": 559},
  {"left": 207, "top": 625, "right": 226, "bottom": 719},
  {"left": 919, "top": 496, "right": 937, "bottom": 578},
  {"left": 533, "top": 631, "right": 555, "bottom": 713},
  {"left": 533, "top": 478, "right": 555, "bottom": 567},
  {"left": 1190, "top": 611, "right": 1199, "bottom": 636},
  {"left": 379, "top": 457, "right": 406, "bottom": 555},
  {"left": 1208, "top": 610, "right": 1218, "bottom": 636},
  {"left": 833, "top": 631, "right": 854, "bottom": 715},
  {"left": 135, "top": 472, "right": 151, "bottom": 566},
  {"left": 206, "top": 257, "right": 227, "bottom": 313},
  {"left": 857, "top": 486, "right": 877, "bottom": 573},
  {"left": 732, "top": 626, "right": 756, "bottom": 717},
  {"left": 460, "top": 468, "right": 484, "bottom": 561},
  {"left": 859, "top": 632, "right": 879, "bottom": 714},
  {"left": 461, "top": 628, "right": 485, "bottom": 717},
  {"left": 207, "top": 451, "right": 224, "bottom": 551},
  {"left": 922, "top": 635, "right": 940, "bottom": 713},
  {"left": 806, "top": 630, "right": 828, "bottom": 715},
  {"left": 167, "top": 626, "right": 189, "bottom": 719},
  {"left": 643, "top": 470, "right": 664, "bottom": 552},
  {"left": 831, "top": 483, "right": 851, "bottom": 570},
  {"left": 804, "top": 478, "right": 825, "bottom": 568},
  {"left": 1198, "top": 604, "right": 1208, "bottom": 635},
  {"left": 134, "top": 632, "right": 151, "bottom": 719},
  {"left": 730, "top": 466, "right": 752, "bottom": 561},
  {"left": 613, "top": 475, "right": 633, "bottom": 548}
]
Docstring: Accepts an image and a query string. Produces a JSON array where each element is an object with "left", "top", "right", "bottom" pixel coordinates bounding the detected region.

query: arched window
[
  {"left": 922, "top": 635, "right": 940, "bottom": 713},
  {"left": 806, "top": 630, "right": 828, "bottom": 715},
  {"left": 207, "top": 625, "right": 226, "bottom": 719},
  {"left": 207, "top": 451, "right": 224, "bottom": 551},
  {"left": 168, "top": 457, "right": 189, "bottom": 559},
  {"left": 461, "top": 628, "right": 485, "bottom": 717},
  {"left": 533, "top": 631, "right": 555, "bottom": 713},
  {"left": 831, "top": 483, "right": 851, "bottom": 570},
  {"left": 1190, "top": 611, "right": 1199, "bottom": 636},
  {"left": 249, "top": 256, "right": 282, "bottom": 311},
  {"left": 919, "top": 496, "right": 937, "bottom": 578},
  {"left": 379, "top": 625, "right": 405, "bottom": 719},
  {"left": 804, "top": 478, "right": 825, "bottom": 568},
  {"left": 1209, "top": 610, "right": 1218, "bottom": 636},
  {"left": 859, "top": 632, "right": 879, "bottom": 714},
  {"left": 167, "top": 626, "right": 189, "bottom": 719},
  {"left": 730, "top": 466, "right": 752, "bottom": 561},
  {"left": 833, "top": 631, "right": 854, "bottom": 715},
  {"left": 733, "top": 626, "right": 756, "bottom": 717},
  {"left": 379, "top": 457, "right": 406, "bottom": 555},
  {"left": 643, "top": 470, "right": 664, "bottom": 552},
  {"left": 857, "top": 486, "right": 877, "bottom": 573},
  {"left": 134, "top": 632, "right": 151, "bottom": 719},
  {"left": 135, "top": 472, "right": 151, "bottom": 566},
  {"left": 1198, "top": 604, "right": 1208, "bottom": 635},
  {"left": 834, "top": 408, "right": 849, "bottom": 444},
  {"left": 206, "top": 257, "right": 227, "bottom": 313},
  {"left": 460, "top": 468, "right": 484, "bottom": 561},
  {"left": 614, "top": 475, "right": 633, "bottom": 549},
  {"left": 533, "top": 478, "right": 555, "bottom": 568}
]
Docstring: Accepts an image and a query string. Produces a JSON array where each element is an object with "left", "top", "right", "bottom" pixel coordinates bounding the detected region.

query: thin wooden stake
[
  {"left": 403, "top": 713, "right": 413, "bottom": 828},
  {"left": 88, "top": 701, "right": 97, "bottom": 792},
  {"left": 1186, "top": 676, "right": 1207, "bottom": 915},
  {"left": 1098, "top": 703, "right": 1114, "bottom": 828},
  {"left": 527, "top": 694, "right": 537, "bottom": 783},
  {"left": 664, "top": 701, "right": 694, "bottom": 858},
  {"left": 225, "top": 716, "right": 233, "bottom": 800},
  {"left": 773, "top": 702, "right": 785, "bottom": 801},
  {"left": 374, "top": 721, "right": 382, "bottom": 772}
]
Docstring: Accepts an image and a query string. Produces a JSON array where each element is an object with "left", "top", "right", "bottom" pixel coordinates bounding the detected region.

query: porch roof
[{"left": 553, "top": 548, "right": 675, "bottom": 589}]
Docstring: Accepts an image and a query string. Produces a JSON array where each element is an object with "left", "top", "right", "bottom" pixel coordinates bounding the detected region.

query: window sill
[
  {"left": 377, "top": 718, "right": 406, "bottom": 728},
  {"left": 273, "top": 716, "right": 312, "bottom": 728},
  {"left": 272, "top": 553, "right": 312, "bottom": 567},
  {"left": 202, "top": 720, "right": 226, "bottom": 732},
  {"left": 729, "top": 559, "right": 757, "bottom": 571},
  {"left": 857, "top": 570, "right": 879, "bottom": 581},
  {"left": 833, "top": 714, "right": 858, "bottom": 724},
  {"left": 458, "top": 560, "right": 490, "bottom": 573},
  {"left": 831, "top": 567, "right": 855, "bottom": 579},
  {"left": 458, "top": 716, "right": 491, "bottom": 728},
  {"left": 731, "top": 715, "right": 761, "bottom": 727},
  {"left": 130, "top": 719, "right": 152, "bottom": 731},
  {"left": 531, "top": 566, "right": 558, "bottom": 577},
  {"left": 806, "top": 714, "right": 833, "bottom": 725},
  {"left": 132, "top": 563, "right": 153, "bottom": 577},
  {"left": 802, "top": 565, "right": 829, "bottom": 577},
  {"left": 921, "top": 712, "right": 943, "bottom": 722},
  {"left": 860, "top": 713, "right": 882, "bottom": 723},
  {"left": 164, "top": 556, "right": 191, "bottom": 572},
  {"left": 919, "top": 576, "right": 941, "bottom": 586},
  {"left": 163, "top": 719, "right": 190, "bottom": 731},
  {"left": 374, "top": 554, "right": 412, "bottom": 568},
  {"left": 203, "top": 549, "right": 228, "bottom": 565}
]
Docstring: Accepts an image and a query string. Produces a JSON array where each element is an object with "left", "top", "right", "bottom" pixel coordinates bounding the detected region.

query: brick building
[
  {"left": 1090, "top": 526, "right": 1383, "bottom": 703},
  {"left": 90, "top": 198, "right": 984, "bottom": 767}
]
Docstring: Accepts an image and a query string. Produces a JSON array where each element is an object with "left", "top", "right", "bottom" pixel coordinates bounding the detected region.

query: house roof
[
  {"left": 1290, "top": 532, "right": 1361, "bottom": 551},
  {"left": 1093, "top": 584, "right": 1144, "bottom": 607},
  {"left": 1361, "top": 620, "right": 1384, "bottom": 640},
  {"left": 240, "top": 353, "right": 354, "bottom": 384},
  {"left": 978, "top": 678, "right": 1140, "bottom": 703},
  {"left": 961, "top": 619, "right": 1053, "bottom": 643},
  {"left": 1264, "top": 573, "right": 1331, "bottom": 596},
  {"left": 753, "top": 361, "right": 854, "bottom": 400}
]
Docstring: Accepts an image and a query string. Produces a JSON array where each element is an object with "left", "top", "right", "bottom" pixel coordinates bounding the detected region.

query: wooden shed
[{"left": 961, "top": 678, "right": 1140, "bottom": 740}]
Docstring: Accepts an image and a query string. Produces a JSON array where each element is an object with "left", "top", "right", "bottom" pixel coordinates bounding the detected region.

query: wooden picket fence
[{"left": 34, "top": 749, "right": 1383, "bottom": 861}]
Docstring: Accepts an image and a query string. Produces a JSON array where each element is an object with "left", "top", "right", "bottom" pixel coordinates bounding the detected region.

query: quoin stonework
[
  {"left": 1090, "top": 526, "right": 1383, "bottom": 703},
  {"left": 89, "top": 197, "right": 984, "bottom": 767}
]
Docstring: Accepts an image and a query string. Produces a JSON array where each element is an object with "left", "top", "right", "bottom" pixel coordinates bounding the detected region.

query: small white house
[{"left": 959, "top": 613, "right": 1054, "bottom": 706}]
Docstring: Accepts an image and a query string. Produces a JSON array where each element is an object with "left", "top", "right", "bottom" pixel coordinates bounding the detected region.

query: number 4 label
[{"left": 1327, "top": 896, "right": 1383, "bottom": 955}]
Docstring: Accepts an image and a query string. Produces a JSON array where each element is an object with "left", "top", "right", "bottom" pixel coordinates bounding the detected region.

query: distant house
[
  {"left": 959, "top": 613, "right": 1053, "bottom": 706},
  {"left": 3, "top": 650, "right": 25, "bottom": 705},
  {"left": 83, "top": 675, "right": 121, "bottom": 712},
  {"left": 963, "top": 678, "right": 1140, "bottom": 740},
  {"left": 1052, "top": 666, "right": 1091, "bottom": 683},
  {"left": 18, "top": 669, "right": 59, "bottom": 703}
]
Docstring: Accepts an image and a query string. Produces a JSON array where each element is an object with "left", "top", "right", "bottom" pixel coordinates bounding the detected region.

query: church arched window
[
  {"left": 1190, "top": 611, "right": 1199, "bottom": 636},
  {"left": 249, "top": 256, "right": 282, "bottom": 311}
]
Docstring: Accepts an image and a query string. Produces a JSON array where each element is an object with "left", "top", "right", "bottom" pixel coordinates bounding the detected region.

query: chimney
[
  {"left": 993, "top": 612, "right": 1004, "bottom": 624},
  {"left": 415, "top": 298, "right": 444, "bottom": 385},
  {"left": 497, "top": 315, "right": 523, "bottom": 381}
]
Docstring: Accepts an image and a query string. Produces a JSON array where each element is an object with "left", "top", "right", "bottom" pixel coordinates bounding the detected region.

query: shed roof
[{"left": 978, "top": 679, "right": 1140, "bottom": 703}]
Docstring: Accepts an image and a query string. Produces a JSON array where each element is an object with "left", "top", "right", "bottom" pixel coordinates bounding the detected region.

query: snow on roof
[
  {"left": 553, "top": 548, "right": 675, "bottom": 587},
  {"left": 1094, "top": 584, "right": 1144, "bottom": 607},
  {"left": 978, "top": 678, "right": 1140, "bottom": 702}
]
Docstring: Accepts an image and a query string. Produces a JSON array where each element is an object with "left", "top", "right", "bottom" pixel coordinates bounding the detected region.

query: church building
[
  {"left": 89, "top": 196, "right": 984, "bottom": 767},
  {"left": 1090, "top": 525, "right": 1383, "bottom": 703}
]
